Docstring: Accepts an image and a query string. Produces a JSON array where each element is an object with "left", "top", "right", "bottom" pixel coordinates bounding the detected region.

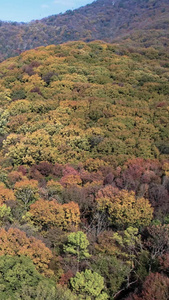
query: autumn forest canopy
[{"left": 0, "top": 0, "right": 169, "bottom": 299}]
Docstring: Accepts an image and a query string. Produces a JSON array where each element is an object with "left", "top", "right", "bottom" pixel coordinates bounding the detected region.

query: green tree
[
  {"left": 91, "top": 256, "right": 130, "bottom": 297},
  {"left": 0, "top": 255, "right": 43, "bottom": 299},
  {"left": 64, "top": 231, "right": 91, "bottom": 271},
  {"left": 16, "top": 282, "right": 78, "bottom": 300},
  {"left": 70, "top": 269, "right": 109, "bottom": 300},
  {"left": 0, "top": 204, "right": 13, "bottom": 225},
  {"left": 14, "top": 179, "right": 39, "bottom": 210}
]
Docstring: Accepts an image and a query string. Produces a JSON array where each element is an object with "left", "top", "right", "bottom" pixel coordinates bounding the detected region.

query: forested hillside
[
  {"left": 0, "top": 0, "right": 169, "bottom": 61},
  {"left": 1, "top": 41, "right": 169, "bottom": 165},
  {"left": 0, "top": 40, "right": 169, "bottom": 298}
]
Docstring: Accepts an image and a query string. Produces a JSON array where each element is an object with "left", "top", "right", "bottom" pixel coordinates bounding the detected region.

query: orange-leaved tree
[
  {"left": 0, "top": 182, "right": 16, "bottom": 205},
  {"left": 0, "top": 228, "right": 53, "bottom": 276},
  {"left": 60, "top": 174, "right": 82, "bottom": 188},
  {"left": 29, "top": 199, "right": 80, "bottom": 230}
]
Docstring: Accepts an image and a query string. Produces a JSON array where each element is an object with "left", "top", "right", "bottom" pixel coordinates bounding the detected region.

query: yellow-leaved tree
[{"left": 96, "top": 186, "right": 153, "bottom": 229}]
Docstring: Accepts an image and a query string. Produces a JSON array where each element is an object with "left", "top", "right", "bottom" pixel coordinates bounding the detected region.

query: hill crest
[{"left": 0, "top": 0, "right": 168, "bottom": 61}]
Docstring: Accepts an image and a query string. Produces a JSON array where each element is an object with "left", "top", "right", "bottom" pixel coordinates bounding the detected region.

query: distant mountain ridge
[{"left": 0, "top": 0, "right": 169, "bottom": 61}]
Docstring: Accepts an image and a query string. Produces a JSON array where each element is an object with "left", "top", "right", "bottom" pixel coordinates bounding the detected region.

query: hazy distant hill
[{"left": 0, "top": 0, "right": 169, "bottom": 61}]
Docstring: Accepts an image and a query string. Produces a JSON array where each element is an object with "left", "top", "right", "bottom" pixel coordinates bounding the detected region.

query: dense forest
[
  {"left": 0, "top": 39, "right": 169, "bottom": 298},
  {"left": 0, "top": 0, "right": 169, "bottom": 61},
  {"left": 0, "top": 0, "right": 169, "bottom": 299}
]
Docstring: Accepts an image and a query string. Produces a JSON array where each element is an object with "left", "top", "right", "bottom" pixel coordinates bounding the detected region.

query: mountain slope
[
  {"left": 0, "top": 41, "right": 169, "bottom": 166},
  {"left": 0, "top": 0, "right": 169, "bottom": 61},
  {"left": 0, "top": 41, "right": 169, "bottom": 299}
]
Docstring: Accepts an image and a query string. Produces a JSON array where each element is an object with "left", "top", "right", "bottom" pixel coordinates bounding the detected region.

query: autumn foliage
[
  {"left": 0, "top": 228, "right": 53, "bottom": 276},
  {"left": 0, "top": 182, "right": 16, "bottom": 205},
  {"left": 0, "top": 28, "right": 168, "bottom": 299},
  {"left": 96, "top": 187, "right": 153, "bottom": 228},
  {"left": 29, "top": 199, "right": 80, "bottom": 230}
]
